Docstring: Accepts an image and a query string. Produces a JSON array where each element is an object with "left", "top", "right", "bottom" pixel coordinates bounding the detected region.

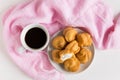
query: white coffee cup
[{"left": 20, "top": 24, "right": 50, "bottom": 52}]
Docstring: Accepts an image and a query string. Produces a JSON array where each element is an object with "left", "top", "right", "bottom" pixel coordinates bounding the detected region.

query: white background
[{"left": 0, "top": 0, "right": 120, "bottom": 80}]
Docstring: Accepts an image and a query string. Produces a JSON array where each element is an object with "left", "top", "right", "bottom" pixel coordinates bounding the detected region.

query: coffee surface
[{"left": 25, "top": 27, "right": 47, "bottom": 49}]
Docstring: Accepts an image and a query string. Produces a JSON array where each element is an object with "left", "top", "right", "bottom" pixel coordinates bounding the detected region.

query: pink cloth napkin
[{"left": 2, "top": 0, "right": 120, "bottom": 80}]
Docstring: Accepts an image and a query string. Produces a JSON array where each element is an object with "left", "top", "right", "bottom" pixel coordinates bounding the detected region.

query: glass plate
[{"left": 47, "top": 28, "right": 94, "bottom": 75}]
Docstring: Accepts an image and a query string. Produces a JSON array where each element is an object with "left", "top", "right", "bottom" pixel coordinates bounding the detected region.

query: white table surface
[{"left": 0, "top": 0, "right": 120, "bottom": 80}]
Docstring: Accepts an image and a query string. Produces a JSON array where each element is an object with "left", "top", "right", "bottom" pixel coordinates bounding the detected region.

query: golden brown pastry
[
  {"left": 76, "top": 48, "right": 92, "bottom": 64},
  {"left": 63, "top": 26, "right": 73, "bottom": 35},
  {"left": 59, "top": 49, "right": 74, "bottom": 61},
  {"left": 63, "top": 56, "right": 80, "bottom": 72},
  {"left": 63, "top": 27, "right": 78, "bottom": 42},
  {"left": 76, "top": 32, "right": 92, "bottom": 47},
  {"left": 51, "top": 49, "right": 63, "bottom": 63},
  {"left": 65, "top": 40, "right": 80, "bottom": 54},
  {"left": 52, "top": 36, "right": 67, "bottom": 49}
]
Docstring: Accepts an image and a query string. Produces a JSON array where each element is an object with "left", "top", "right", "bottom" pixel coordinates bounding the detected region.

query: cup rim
[{"left": 20, "top": 23, "right": 50, "bottom": 52}]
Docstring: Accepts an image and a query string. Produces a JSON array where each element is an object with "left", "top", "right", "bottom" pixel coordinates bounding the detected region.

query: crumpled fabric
[{"left": 2, "top": 0, "right": 120, "bottom": 80}]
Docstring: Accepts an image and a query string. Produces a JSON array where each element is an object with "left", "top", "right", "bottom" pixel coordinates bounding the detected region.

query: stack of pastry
[{"left": 51, "top": 27, "right": 93, "bottom": 72}]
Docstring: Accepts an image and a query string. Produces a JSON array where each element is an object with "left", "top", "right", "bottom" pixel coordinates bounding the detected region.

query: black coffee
[{"left": 25, "top": 27, "right": 47, "bottom": 49}]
